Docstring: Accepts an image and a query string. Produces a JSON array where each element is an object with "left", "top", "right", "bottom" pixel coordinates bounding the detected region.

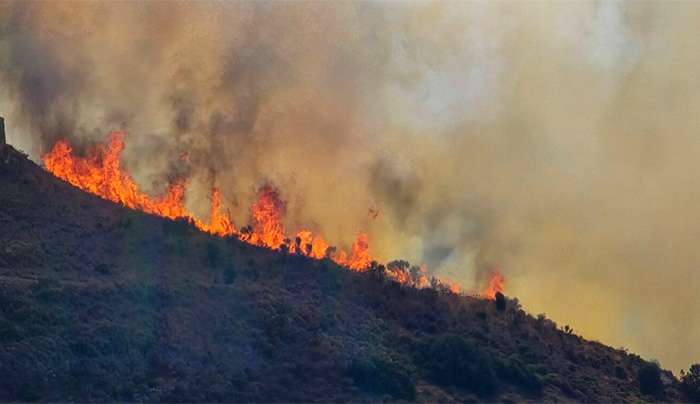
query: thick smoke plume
[{"left": 2, "top": 1, "right": 700, "bottom": 371}]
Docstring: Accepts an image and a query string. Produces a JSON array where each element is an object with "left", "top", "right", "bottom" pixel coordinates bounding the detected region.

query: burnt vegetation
[{"left": 0, "top": 144, "right": 691, "bottom": 402}]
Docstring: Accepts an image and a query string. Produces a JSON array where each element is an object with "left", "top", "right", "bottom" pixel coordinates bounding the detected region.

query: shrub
[
  {"left": 415, "top": 335, "right": 497, "bottom": 396},
  {"left": 224, "top": 266, "right": 236, "bottom": 285},
  {"left": 614, "top": 365, "right": 627, "bottom": 380},
  {"left": 94, "top": 263, "right": 110, "bottom": 274},
  {"left": 348, "top": 358, "right": 415, "bottom": 400},
  {"left": 681, "top": 364, "right": 700, "bottom": 402},
  {"left": 638, "top": 362, "right": 663, "bottom": 396},
  {"left": 206, "top": 241, "right": 220, "bottom": 268},
  {"left": 495, "top": 354, "right": 543, "bottom": 395},
  {"left": 495, "top": 292, "right": 506, "bottom": 311},
  {"left": 0, "top": 318, "right": 19, "bottom": 342}
]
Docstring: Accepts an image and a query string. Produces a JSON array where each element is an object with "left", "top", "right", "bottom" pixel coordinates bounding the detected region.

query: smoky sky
[{"left": 2, "top": 1, "right": 700, "bottom": 372}]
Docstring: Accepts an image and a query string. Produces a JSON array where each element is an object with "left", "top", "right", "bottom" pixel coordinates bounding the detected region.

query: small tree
[
  {"left": 495, "top": 292, "right": 506, "bottom": 312},
  {"left": 638, "top": 362, "right": 663, "bottom": 396},
  {"left": 681, "top": 364, "right": 700, "bottom": 401},
  {"left": 368, "top": 261, "right": 385, "bottom": 281}
]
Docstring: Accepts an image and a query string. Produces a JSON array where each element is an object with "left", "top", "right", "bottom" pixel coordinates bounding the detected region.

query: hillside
[{"left": 0, "top": 143, "right": 688, "bottom": 402}]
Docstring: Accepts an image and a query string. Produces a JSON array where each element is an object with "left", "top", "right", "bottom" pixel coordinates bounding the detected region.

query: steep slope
[{"left": 0, "top": 144, "right": 687, "bottom": 402}]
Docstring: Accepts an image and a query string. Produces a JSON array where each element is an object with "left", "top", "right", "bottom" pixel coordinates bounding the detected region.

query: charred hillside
[{"left": 0, "top": 143, "right": 687, "bottom": 402}]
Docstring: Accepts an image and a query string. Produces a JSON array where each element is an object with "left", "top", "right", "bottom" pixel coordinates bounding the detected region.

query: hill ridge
[{"left": 0, "top": 143, "right": 687, "bottom": 402}]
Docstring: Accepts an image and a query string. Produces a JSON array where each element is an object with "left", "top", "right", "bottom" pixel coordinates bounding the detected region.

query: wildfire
[
  {"left": 42, "top": 132, "right": 374, "bottom": 271},
  {"left": 42, "top": 132, "right": 503, "bottom": 295},
  {"left": 482, "top": 270, "right": 505, "bottom": 300}
]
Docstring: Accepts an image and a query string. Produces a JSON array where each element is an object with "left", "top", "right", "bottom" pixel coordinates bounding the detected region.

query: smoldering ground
[{"left": 1, "top": 1, "right": 700, "bottom": 372}]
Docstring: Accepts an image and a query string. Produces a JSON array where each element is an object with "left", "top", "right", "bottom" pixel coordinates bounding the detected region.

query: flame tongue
[
  {"left": 201, "top": 188, "right": 236, "bottom": 237},
  {"left": 347, "top": 233, "right": 371, "bottom": 271},
  {"left": 248, "top": 184, "right": 286, "bottom": 249},
  {"left": 483, "top": 270, "right": 505, "bottom": 299}
]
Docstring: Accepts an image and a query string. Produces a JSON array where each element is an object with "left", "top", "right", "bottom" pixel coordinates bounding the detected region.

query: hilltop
[{"left": 0, "top": 143, "right": 688, "bottom": 402}]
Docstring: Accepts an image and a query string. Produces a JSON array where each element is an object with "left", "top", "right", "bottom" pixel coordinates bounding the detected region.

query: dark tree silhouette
[
  {"left": 638, "top": 363, "right": 663, "bottom": 396},
  {"left": 681, "top": 364, "right": 700, "bottom": 401},
  {"left": 495, "top": 292, "right": 506, "bottom": 312}
]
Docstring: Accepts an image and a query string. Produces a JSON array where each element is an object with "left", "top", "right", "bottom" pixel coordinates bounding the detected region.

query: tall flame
[
  {"left": 347, "top": 233, "right": 372, "bottom": 271},
  {"left": 201, "top": 188, "right": 236, "bottom": 237},
  {"left": 482, "top": 270, "right": 505, "bottom": 300},
  {"left": 246, "top": 184, "right": 287, "bottom": 249}
]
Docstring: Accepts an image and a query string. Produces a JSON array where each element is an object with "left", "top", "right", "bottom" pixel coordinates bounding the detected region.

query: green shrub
[
  {"left": 638, "top": 362, "right": 663, "bottom": 396},
  {"left": 415, "top": 335, "right": 497, "bottom": 396},
  {"left": 348, "top": 358, "right": 415, "bottom": 400}
]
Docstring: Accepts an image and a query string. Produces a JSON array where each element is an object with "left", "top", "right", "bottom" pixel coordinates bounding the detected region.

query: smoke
[{"left": 2, "top": 1, "right": 700, "bottom": 371}]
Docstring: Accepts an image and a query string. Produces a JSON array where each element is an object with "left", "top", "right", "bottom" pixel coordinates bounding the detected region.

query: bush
[
  {"left": 415, "top": 335, "right": 497, "bottom": 396},
  {"left": 681, "top": 364, "right": 700, "bottom": 402},
  {"left": 94, "top": 263, "right": 110, "bottom": 274},
  {"left": 638, "top": 363, "right": 663, "bottom": 396},
  {"left": 495, "top": 292, "right": 506, "bottom": 311},
  {"left": 495, "top": 354, "right": 543, "bottom": 395},
  {"left": 348, "top": 358, "right": 415, "bottom": 400},
  {"left": 224, "top": 266, "right": 236, "bottom": 285},
  {"left": 614, "top": 365, "right": 627, "bottom": 380},
  {"left": 206, "top": 241, "right": 220, "bottom": 268}
]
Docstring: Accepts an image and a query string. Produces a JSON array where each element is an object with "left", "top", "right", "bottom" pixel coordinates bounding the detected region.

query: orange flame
[
  {"left": 445, "top": 280, "right": 461, "bottom": 294},
  {"left": 246, "top": 184, "right": 286, "bottom": 249},
  {"left": 201, "top": 188, "right": 236, "bottom": 237},
  {"left": 347, "top": 233, "right": 371, "bottom": 271},
  {"left": 482, "top": 270, "right": 505, "bottom": 300},
  {"left": 291, "top": 230, "right": 330, "bottom": 259}
]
